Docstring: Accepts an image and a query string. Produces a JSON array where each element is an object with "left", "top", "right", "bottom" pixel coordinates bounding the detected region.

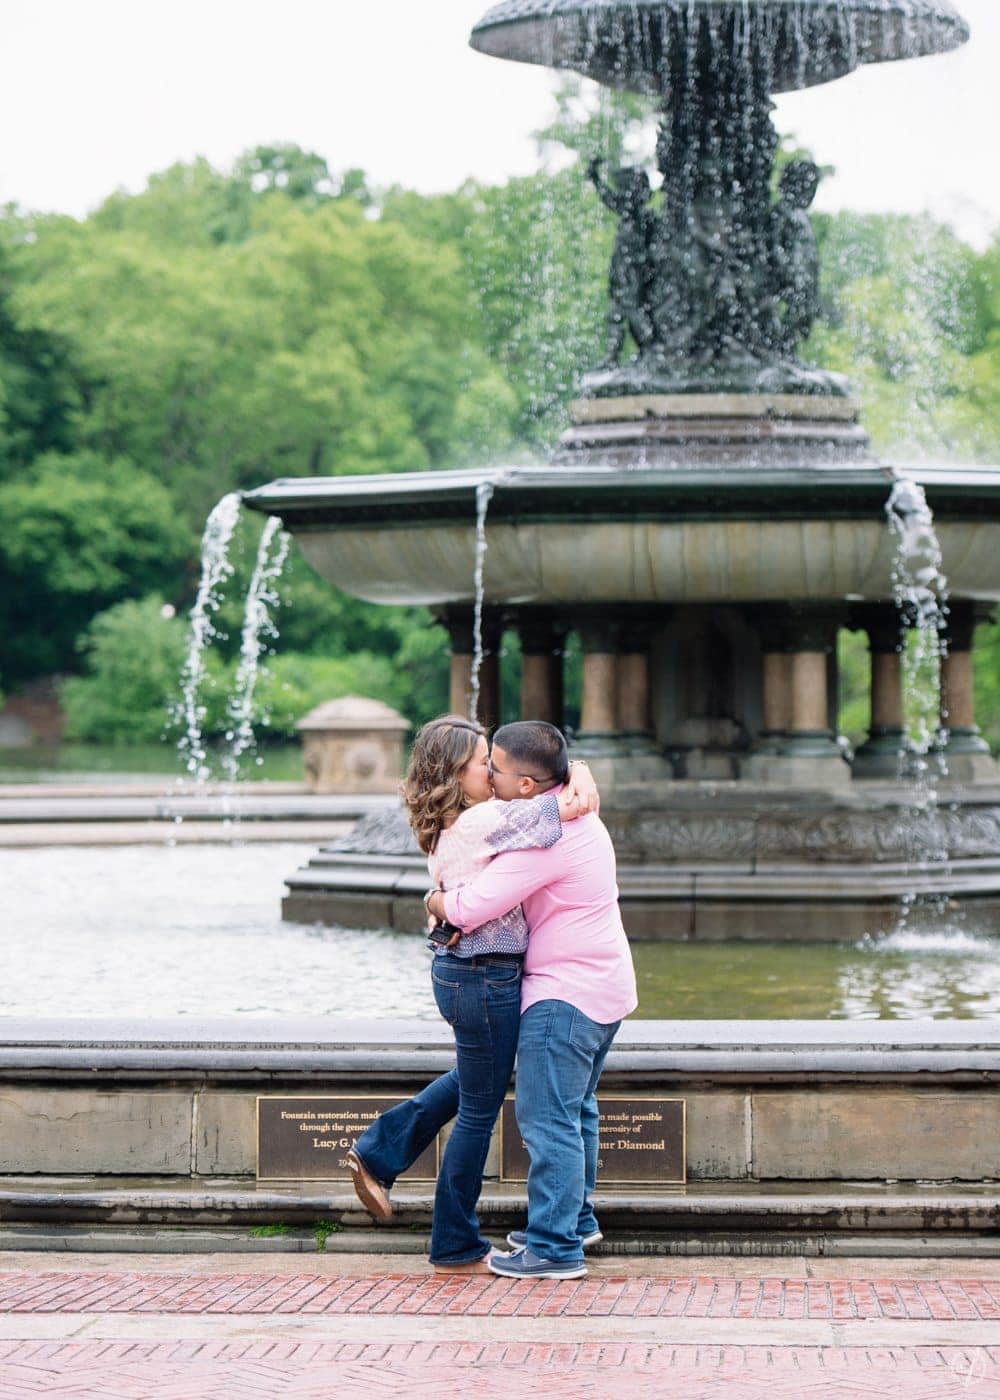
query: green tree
[
  {"left": 811, "top": 214, "right": 997, "bottom": 459},
  {"left": 61, "top": 595, "right": 188, "bottom": 743},
  {"left": 11, "top": 181, "right": 512, "bottom": 524},
  {"left": 0, "top": 228, "right": 83, "bottom": 477},
  {"left": 0, "top": 452, "right": 190, "bottom": 683}
]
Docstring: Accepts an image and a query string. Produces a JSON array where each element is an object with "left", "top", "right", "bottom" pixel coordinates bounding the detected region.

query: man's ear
[{"left": 518, "top": 776, "right": 535, "bottom": 798}]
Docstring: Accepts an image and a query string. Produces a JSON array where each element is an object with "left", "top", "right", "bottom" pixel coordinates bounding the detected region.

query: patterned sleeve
[{"left": 484, "top": 794, "right": 562, "bottom": 855}]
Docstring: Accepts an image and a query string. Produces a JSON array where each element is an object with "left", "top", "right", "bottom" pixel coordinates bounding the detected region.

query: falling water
[
  {"left": 469, "top": 481, "right": 495, "bottom": 722},
  {"left": 885, "top": 475, "right": 952, "bottom": 933},
  {"left": 222, "top": 518, "right": 292, "bottom": 784},
  {"left": 175, "top": 493, "right": 242, "bottom": 783}
]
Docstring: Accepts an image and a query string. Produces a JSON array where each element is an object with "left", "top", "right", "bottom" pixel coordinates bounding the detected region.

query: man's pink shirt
[{"left": 442, "top": 812, "right": 638, "bottom": 1025}]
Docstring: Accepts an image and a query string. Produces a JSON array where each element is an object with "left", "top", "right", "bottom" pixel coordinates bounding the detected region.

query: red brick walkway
[
  {"left": 2, "top": 1272, "right": 999, "bottom": 1397},
  {"left": 1, "top": 1340, "right": 1000, "bottom": 1398},
  {"left": 1, "top": 1271, "right": 999, "bottom": 1318}
]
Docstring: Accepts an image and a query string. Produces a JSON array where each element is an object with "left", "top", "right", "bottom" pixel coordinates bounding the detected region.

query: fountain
[{"left": 243, "top": 0, "right": 1000, "bottom": 941}]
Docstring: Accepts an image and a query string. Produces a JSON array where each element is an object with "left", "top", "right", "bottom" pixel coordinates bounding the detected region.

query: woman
[{"left": 348, "top": 713, "right": 594, "bottom": 1273}]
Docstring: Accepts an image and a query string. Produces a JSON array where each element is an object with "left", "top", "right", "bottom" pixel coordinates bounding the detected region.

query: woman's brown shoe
[{"left": 347, "top": 1148, "right": 392, "bottom": 1223}]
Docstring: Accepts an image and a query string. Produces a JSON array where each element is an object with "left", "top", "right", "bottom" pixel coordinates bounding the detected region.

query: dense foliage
[{"left": 1, "top": 109, "right": 997, "bottom": 751}]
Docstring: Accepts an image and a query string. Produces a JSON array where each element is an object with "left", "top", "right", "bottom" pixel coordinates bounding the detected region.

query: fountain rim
[
  {"left": 469, "top": 0, "right": 971, "bottom": 92},
  {"left": 242, "top": 461, "right": 1000, "bottom": 529},
  {"left": 470, "top": 0, "right": 971, "bottom": 34},
  {"left": 471, "top": 0, "right": 969, "bottom": 22}
]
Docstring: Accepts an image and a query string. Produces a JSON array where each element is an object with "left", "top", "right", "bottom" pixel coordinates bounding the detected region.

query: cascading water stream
[
  {"left": 469, "top": 481, "right": 495, "bottom": 722},
  {"left": 174, "top": 492, "right": 242, "bottom": 784},
  {"left": 222, "top": 518, "right": 292, "bottom": 785},
  {"left": 885, "top": 475, "right": 952, "bottom": 934}
]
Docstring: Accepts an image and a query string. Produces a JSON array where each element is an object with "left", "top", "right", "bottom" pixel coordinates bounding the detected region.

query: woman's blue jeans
[{"left": 352, "top": 953, "right": 521, "bottom": 1265}]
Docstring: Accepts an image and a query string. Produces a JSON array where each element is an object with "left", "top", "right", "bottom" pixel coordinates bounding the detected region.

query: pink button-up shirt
[{"left": 442, "top": 811, "right": 638, "bottom": 1026}]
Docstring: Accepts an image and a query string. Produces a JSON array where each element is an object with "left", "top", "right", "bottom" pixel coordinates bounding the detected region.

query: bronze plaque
[
  {"left": 499, "top": 1097, "right": 686, "bottom": 1185},
  {"left": 256, "top": 1096, "right": 439, "bottom": 1182}
]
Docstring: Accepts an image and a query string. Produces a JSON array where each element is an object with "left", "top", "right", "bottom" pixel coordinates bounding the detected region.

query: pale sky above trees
[{"left": 0, "top": 0, "right": 997, "bottom": 245}]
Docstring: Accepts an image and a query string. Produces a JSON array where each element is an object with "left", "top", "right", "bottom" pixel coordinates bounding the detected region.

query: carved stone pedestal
[{"left": 557, "top": 393, "right": 870, "bottom": 470}]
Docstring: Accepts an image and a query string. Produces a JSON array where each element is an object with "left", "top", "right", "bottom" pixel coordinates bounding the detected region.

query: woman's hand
[
  {"left": 558, "top": 761, "right": 600, "bottom": 821},
  {"left": 425, "top": 888, "right": 447, "bottom": 922},
  {"left": 425, "top": 888, "right": 462, "bottom": 948},
  {"left": 557, "top": 787, "right": 584, "bottom": 822}
]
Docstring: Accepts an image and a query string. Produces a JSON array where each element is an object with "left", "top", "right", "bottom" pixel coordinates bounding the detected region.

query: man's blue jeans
[
  {"left": 353, "top": 953, "right": 521, "bottom": 1265},
  {"left": 515, "top": 999, "right": 621, "bottom": 1263}
]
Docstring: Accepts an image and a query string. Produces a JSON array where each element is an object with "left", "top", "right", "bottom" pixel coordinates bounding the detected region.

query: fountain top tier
[
  {"left": 471, "top": 0, "right": 969, "bottom": 94},
  {"left": 243, "top": 462, "right": 1000, "bottom": 610}
]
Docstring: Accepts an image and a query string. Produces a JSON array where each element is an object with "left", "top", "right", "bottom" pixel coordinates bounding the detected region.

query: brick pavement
[
  {"left": 2, "top": 1271, "right": 1000, "bottom": 1319},
  {"left": 2, "top": 1266, "right": 1000, "bottom": 1397}
]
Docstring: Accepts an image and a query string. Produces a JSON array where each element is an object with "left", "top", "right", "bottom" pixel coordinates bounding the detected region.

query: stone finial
[{"left": 296, "top": 696, "right": 409, "bottom": 794}]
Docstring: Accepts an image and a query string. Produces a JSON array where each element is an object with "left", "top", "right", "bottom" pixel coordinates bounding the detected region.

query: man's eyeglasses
[{"left": 487, "top": 758, "right": 555, "bottom": 787}]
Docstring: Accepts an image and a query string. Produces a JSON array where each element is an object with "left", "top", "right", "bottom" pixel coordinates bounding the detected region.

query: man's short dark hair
[{"left": 492, "top": 721, "right": 570, "bottom": 785}]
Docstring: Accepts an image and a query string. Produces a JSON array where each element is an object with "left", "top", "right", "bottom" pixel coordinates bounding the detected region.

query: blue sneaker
[
  {"left": 488, "top": 1247, "right": 587, "bottom": 1281},
  {"left": 506, "top": 1228, "right": 603, "bottom": 1251}
]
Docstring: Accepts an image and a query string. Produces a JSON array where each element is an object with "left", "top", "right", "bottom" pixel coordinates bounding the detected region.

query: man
[{"left": 428, "top": 720, "right": 637, "bottom": 1281}]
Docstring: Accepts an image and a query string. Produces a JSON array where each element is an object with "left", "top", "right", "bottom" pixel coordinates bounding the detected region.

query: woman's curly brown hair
[{"left": 402, "top": 713, "right": 486, "bottom": 855}]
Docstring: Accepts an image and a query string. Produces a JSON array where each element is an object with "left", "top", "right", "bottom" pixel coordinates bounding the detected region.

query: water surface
[{"left": 3, "top": 845, "right": 999, "bottom": 1021}]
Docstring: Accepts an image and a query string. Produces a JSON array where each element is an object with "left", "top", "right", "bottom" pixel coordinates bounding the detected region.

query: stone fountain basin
[
  {"left": 243, "top": 462, "right": 1000, "bottom": 608},
  {"left": 470, "top": 0, "right": 970, "bottom": 95}
]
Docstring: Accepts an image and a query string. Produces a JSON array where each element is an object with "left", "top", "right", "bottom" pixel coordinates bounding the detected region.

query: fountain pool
[{"left": 4, "top": 843, "right": 1000, "bottom": 1020}]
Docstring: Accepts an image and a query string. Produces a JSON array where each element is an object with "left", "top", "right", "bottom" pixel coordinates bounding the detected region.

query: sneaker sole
[{"left": 488, "top": 1260, "right": 587, "bottom": 1281}]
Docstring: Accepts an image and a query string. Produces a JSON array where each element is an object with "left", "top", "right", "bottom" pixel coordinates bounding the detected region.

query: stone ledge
[
  {"left": 1, "top": 1177, "right": 998, "bottom": 1235},
  {"left": 0, "top": 793, "right": 394, "bottom": 824},
  {"left": 4, "top": 1223, "right": 1000, "bottom": 1257},
  {"left": 3, "top": 1048, "right": 1000, "bottom": 1084},
  {"left": 1, "top": 1018, "right": 999, "bottom": 1084},
  {"left": 0, "top": 821, "right": 353, "bottom": 849}
]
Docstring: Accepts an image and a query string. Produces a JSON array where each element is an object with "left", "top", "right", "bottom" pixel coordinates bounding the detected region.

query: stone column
[
  {"left": 787, "top": 611, "right": 842, "bottom": 747},
  {"left": 616, "top": 613, "right": 657, "bottom": 754},
  {"left": 940, "top": 600, "right": 996, "bottom": 780},
  {"left": 749, "top": 608, "right": 793, "bottom": 757},
  {"left": 750, "top": 607, "right": 849, "bottom": 787},
  {"left": 475, "top": 610, "right": 503, "bottom": 732},
  {"left": 579, "top": 621, "right": 620, "bottom": 741},
  {"left": 852, "top": 605, "right": 909, "bottom": 778},
  {"left": 517, "top": 609, "right": 566, "bottom": 727},
  {"left": 761, "top": 652, "right": 792, "bottom": 733},
  {"left": 438, "top": 606, "right": 475, "bottom": 717},
  {"left": 439, "top": 605, "right": 501, "bottom": 729},
  {"left": 573, "top": 610, "right": 671, "bottom": 784}
]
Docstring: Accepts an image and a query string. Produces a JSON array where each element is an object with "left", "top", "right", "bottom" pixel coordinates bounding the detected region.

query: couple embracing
[{"left": 348, "top": 714, "right": 637, "bottom": 1281}]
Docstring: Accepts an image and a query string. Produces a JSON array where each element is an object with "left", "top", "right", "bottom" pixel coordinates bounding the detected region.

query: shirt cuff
[{"left": 442, "top": 889, "right": 464, "bottom": 928}]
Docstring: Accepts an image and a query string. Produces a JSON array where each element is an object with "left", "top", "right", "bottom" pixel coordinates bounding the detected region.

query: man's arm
[{"left": 431, "top": 844, "right": 563, "bottom": 932}]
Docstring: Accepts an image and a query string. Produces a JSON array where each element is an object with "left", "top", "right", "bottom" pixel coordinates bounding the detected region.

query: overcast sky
[{"left": 1, "top": 0, "right": 996, "bottom": 245}]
